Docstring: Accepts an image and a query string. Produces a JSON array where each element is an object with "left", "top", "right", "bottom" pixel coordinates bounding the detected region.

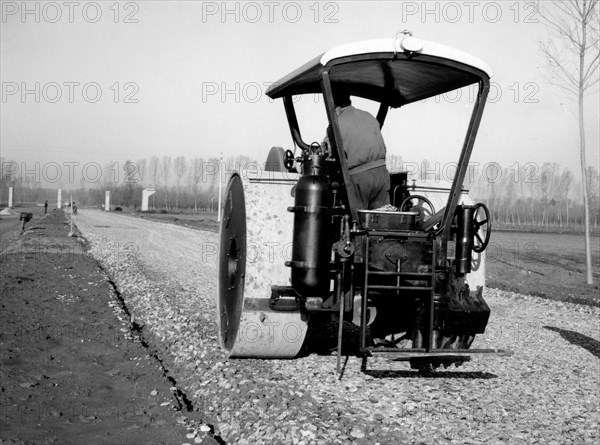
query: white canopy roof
[
  {"left": 266, "top": 36, "right": 492, "bottom": 106},
  {"left": 321, "top": 38, "right": 492, "bottom": 77}
]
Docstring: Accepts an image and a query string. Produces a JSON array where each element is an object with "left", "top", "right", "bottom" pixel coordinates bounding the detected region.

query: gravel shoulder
[{"left": 74, "top": 209, "right": 600, "bottom": 445}]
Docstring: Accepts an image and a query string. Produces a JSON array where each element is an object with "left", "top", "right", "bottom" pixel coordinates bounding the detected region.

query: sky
[{"left": 1, "top": 0, "right": 599, "bottom": 189}]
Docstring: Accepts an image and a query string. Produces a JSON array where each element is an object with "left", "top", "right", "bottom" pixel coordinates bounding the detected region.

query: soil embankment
[{"left": 0, "top": 209, "right": 215, "bottom": 444}]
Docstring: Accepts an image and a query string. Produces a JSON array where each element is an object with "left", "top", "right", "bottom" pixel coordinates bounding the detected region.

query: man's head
[{"left": 332, "top": 85, "right": 351, "bottom": 108}]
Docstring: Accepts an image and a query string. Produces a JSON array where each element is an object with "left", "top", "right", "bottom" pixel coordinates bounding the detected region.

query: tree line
[
  {"left": 0, "top": 155, "right": 254, "bottom": 213},
  {"left": 1, "top": 154, "right": 598, "bottom": 232},
  {"left": 387, "top": 156, "right": 600, "bottom": 231},
  {"left": 467, "top": 161, "right": 598, "bottom": 230}
]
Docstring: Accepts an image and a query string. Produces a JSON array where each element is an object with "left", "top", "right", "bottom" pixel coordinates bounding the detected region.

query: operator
[{"left": 324, "top": 86, "right": 390, "bottom": 210}]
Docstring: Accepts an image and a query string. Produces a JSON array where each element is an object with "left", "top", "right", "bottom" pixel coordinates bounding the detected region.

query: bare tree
[
  {"left": 419, "top": 158, "right": 439, "bottom": 181},
  {"left": 185, "top": 164, "right": 194, "bottom": 210},
  {"left": 103, "top": 161, "right": 119, "bottom": 196},
  {"left": 387, "top": 154, "right": 404, "bottom": 173},
  {"left": 137, "top": 158, "right": 147, "bottom": 187},
  {"left": 503, "top": 167, "right": 518, "bottom": 226},
  {"left": 559, "top": 169, "right": 575, "bottom": 226},
  {"left": 468, "top": 164, "right": 487, "bottom": 203},
  {"left": 587, "top": 165, "right": 600, "bottom": 228},
  {"left": 539, "top": 163, "right": 560, "bottom": 227},
  {"left": 173, "top": 156, "right": 187, "bottom": 210},
  {"left": 123, "top": 160, "right": 137, "bottom": 208},
  {"left": 149, "top": 156, "right": 160, "bottom": 210},
  {"left": 161, "top": 156, "right": 172, "bottom": 209},
  {"left": 191, "top": 157, "right": 205, "bottom": 212},
  {"left": 149, "top": 157, "right": 160, "bottom": 187},
  {"left": 539, "top": 0, "right": 599, "bottom": 283},
  {"left": 206, "top": 156, "right": 220, "bottom": 200}
]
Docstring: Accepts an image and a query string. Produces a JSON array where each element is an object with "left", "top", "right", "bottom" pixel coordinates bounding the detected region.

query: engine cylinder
[{"left": 287, "top": 150, "right": 332, "bottom": 297}]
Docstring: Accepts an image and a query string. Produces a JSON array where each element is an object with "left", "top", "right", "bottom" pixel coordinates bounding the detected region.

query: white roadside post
[
  {"left": 57, "top": 188, "right": 62, "bottom": 209},
  {"left": 105, "top": 191, "right": 110, "bottom": 211},
  {"left": 141, "top": 189, "right": 156, "bottom": 211},
  {"left": 8, "top": 187, "right": 13, "bottom": 208}
]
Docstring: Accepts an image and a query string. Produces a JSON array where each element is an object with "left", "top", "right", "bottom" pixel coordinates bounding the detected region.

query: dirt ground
[
  {"left": 487, "top": 230, "right": 600, "bottom": 307},
  {"left": 0, "top": 208, "right": 216, "bottom": 445}
]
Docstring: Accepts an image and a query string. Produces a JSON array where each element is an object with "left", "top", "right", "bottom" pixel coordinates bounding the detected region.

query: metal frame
[
  {"left": 437, "top": 79, "right": 489, "bottom": 264},
  {"left": 359, "top": 230, "right": 436, "bottom": 355},
  {"left": 280, "top": 52, "right": 490, "bottom": 242},
  {"left": 320, "top": 70, "right": 361, "bottom": 223},
  {"left": 275, "top": 49, "right": 508, "bottom": 368}
]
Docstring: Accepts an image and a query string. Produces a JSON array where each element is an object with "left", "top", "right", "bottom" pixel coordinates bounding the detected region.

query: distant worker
[
  {"left": 44, "top": 200, "right": 48, "bottom": 214},
  {"left": 324, "top": 86, "right": 390, "bottom": 210},
  {"left": 72, "top": 202, "right": 77, "bottom": 215}
]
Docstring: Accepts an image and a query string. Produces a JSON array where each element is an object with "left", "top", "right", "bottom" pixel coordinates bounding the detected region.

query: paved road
[{"left": 76, "top": 209, "right": 217, "bottom": 276}]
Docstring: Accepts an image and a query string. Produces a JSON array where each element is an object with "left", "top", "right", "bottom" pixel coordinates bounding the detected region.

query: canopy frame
[{"left": 274, "top": 45, "right": 490, "bottom": 263}]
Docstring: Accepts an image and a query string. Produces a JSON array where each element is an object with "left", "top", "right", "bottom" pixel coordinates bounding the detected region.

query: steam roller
[
  {"left": 217, "top": 171, "right": 307, "bottom": 358},
  {"left": 216, "top": 34, "right": 512, "bottom": 370}
]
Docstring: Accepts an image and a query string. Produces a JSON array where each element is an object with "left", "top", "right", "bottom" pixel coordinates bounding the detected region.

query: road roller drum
[{"left": 217, "top": 172, "right": 308, "bottom": 358}]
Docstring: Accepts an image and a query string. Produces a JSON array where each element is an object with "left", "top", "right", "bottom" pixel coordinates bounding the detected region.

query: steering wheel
[
  {"left": 472, "top": 203, "right": 491, "bottom": 253},
  {"left": 400, "top": 195, "right": 435, "bottom": 222}
]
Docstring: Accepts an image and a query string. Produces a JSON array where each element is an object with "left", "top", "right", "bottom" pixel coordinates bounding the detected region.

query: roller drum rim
[{"left": 217, "top": 173, "right": 247, "bottom": 351}]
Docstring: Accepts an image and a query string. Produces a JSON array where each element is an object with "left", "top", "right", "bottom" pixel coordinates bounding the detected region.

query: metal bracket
[{"left": 269, "top": 286, "right": 301, "bottom": 311}]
